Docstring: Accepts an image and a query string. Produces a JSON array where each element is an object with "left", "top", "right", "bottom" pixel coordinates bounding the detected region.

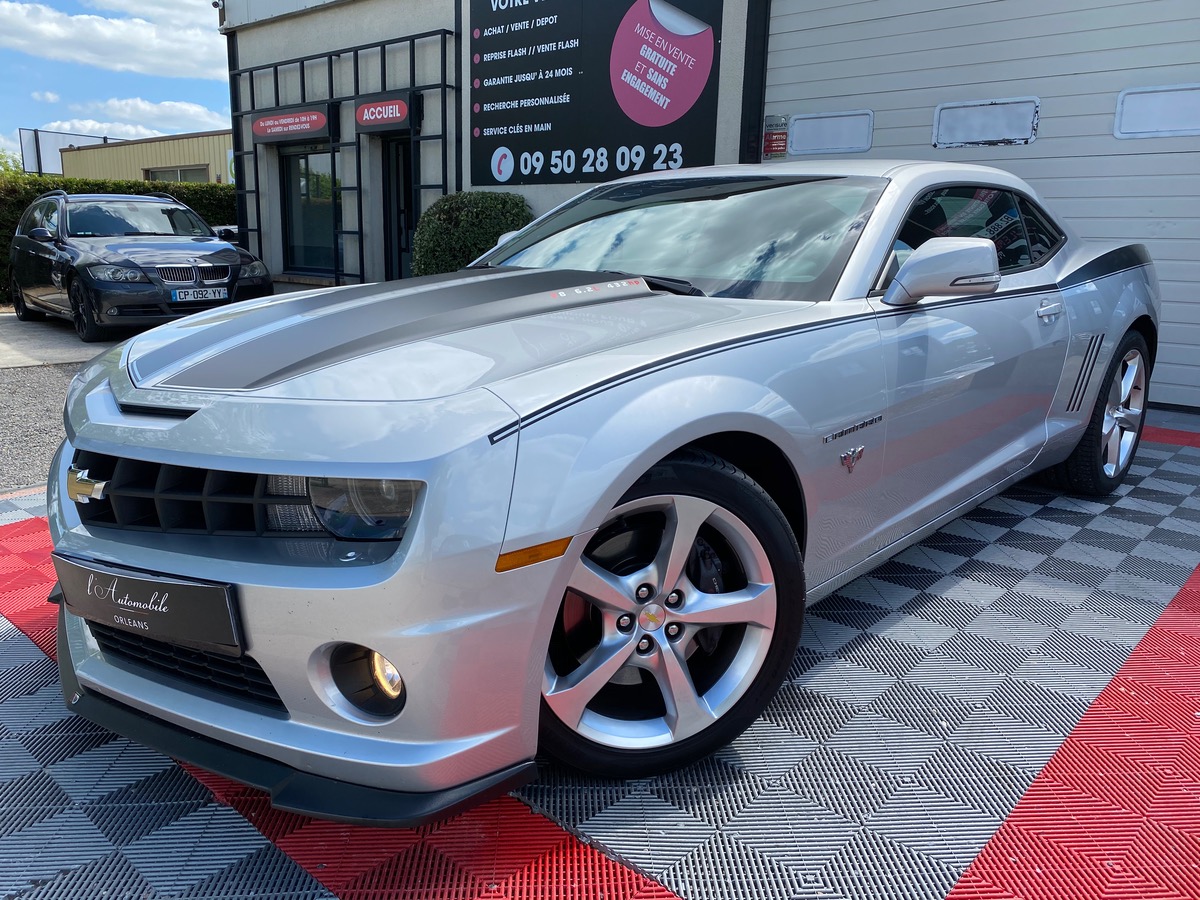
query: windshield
[
  {"left": 482, "top": 175, "right": 885, "bottom": 301},
  {"left": 65, "top": 200, "right": 213, "bottom": 238}
]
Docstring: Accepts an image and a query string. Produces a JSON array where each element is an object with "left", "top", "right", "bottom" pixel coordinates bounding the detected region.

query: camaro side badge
[
  {"left": 823, "top": 414, "right": 883, "bottom": 444},
  {"left": 840, "top": 447, "right": 865, "bottom": 474},
  {"left": 66, "top": 466, "right": 108, "bottom": 504}
]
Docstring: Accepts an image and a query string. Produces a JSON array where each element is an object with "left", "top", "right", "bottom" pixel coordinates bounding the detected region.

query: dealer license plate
[
  {"left": 171, "top": 287, "right": 228, "bottom": 302},
  {"left": 52, "top": 553, "right": 242, "bottom": 656}
]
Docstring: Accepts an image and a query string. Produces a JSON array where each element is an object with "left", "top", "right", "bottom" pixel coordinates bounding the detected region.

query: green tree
[{"left": 0, "top": 150, "right": 25, "bottom": 177}]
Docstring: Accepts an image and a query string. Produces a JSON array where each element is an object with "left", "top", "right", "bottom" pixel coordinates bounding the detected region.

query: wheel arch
[
  {"left": 501, "top": 373, "right": 819, "bottom": 558},
  {"left": 680, "top": 431, "right": 808, "bottom": 560},
  {"left": 1129, "top": 314, "right": 1158, "bottom": 373}
]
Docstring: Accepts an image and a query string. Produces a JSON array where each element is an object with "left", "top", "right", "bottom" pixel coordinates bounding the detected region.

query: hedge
[
  {"left": 412, "top": 191, "right": 533, "bottom": 276},
  {"left": 0, "top": 175, "right": 237, "bottom": 292}
]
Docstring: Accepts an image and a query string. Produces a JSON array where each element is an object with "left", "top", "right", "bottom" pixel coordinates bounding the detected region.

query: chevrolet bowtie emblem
[
  {"left": 840, "top": 447, "right": 865, "bottom": 474},
  {"left": 66, "top": 466, "right": 108, "bottom": 504}
]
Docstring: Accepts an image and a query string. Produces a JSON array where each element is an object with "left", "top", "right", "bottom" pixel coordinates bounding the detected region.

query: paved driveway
[
  {"left": 0, "top": 311, "right": 127, "bottom": 492},
  {"left": 0, "top": 310, "right": 125, "bottom": 368}
]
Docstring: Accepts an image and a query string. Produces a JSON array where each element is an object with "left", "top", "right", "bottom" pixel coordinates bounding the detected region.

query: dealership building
[{"left": 216, "top": 0, "right": 1199, "bottom": 406}]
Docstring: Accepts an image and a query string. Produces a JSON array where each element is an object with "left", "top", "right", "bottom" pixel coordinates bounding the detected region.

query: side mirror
[
  {"left": 216, "top": 227, "right": 238, "bottom": 242},
  {"left": 28, "top": 227, "right": 54, "bottom": 243},
  {"left": 882, "top": 237, "right": 1000, "bottom": 306}
]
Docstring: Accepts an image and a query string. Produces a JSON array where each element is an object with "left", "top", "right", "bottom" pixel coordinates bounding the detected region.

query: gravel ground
[{"left": 0, "top": 362, "right": 78, "bottom": 492}]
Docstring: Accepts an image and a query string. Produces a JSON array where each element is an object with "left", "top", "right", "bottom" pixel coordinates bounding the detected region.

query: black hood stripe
[{"left": 146, "top": 269, "right": 650, "bottom": 391}]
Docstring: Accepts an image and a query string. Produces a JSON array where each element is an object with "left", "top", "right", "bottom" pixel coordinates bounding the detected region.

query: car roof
[
  {"left": 60, "top": 194, "right": 179, "bottom": 203},
  {"left": 620, "top": 159, "right": 1032, "bottom": 189}
]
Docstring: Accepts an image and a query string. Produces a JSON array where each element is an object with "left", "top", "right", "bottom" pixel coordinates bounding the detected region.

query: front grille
[
  {"left": 156, "top": 265, "right": 231, "bottom": 284},
  {"left": 72, "top": 450, "right": 325, "bottom": 537},
  {"left": 197, "top": 265, "right": 231, "bottom": 283},
  {"left": 156, "top": 266, "right": 195, "bottom": 283},
  {"left": 89, "top": 622, "right": 285, "bottom": 711}
]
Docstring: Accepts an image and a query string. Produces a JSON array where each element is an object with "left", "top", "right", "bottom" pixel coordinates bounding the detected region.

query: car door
[
  {"left": 868, "top": 184, "right": 1071, "bottom": 533},
  {"left": 24, "top": 199, "right": 68, "bottom": 311},
  {"left": 11, "top": 202, "right": 45, "bottom": 304}
]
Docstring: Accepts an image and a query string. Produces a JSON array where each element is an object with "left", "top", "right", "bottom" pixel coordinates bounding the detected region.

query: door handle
[{"left": 1037, "top": 302, "right": 1063, "bottom": 319}]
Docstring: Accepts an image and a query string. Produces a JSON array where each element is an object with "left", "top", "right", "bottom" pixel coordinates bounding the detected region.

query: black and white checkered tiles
[
  {"left": 3, "top": 438, "right": 1200, "bottom": 899},
  {"left": 522, "top": 442, "right": 1200, "bottom": 899}
]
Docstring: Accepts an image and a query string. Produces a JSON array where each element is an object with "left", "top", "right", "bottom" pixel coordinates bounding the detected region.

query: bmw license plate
[
  {"left": 52, "top": 553, "right": 242, "bottom": 656},
  {"left": 171, "top": 287, "right": 228, "bottom": 302}
]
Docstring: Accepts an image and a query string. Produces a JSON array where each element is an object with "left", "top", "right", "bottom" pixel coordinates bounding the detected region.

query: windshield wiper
[
  {"left": 122, "top": 231, "right": 175, "bottom": 236},
  {"left": 603, "top": 271, "right": 707, "bottom": 297}
]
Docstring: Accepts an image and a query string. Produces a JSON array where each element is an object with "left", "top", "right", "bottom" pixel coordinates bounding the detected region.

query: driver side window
[
  {"left": 898, "top": 185, "right": 1032, "bottom": 271},
  {"left": 42, "top": 202, "right": 59, "bottom": 235}
]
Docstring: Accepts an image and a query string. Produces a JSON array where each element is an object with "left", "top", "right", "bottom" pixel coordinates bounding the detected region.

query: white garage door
[{"left": 765, "top": 0, "right": 1200, "bottom": 406}]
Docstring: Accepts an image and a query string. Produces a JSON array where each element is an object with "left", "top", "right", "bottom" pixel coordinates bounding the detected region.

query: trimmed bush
[
  {"left": 0, "top": 175, "right": 237, "bottom": 291},
  {"left": 412, "top": 191, "right": 533, "bottom": 276}
]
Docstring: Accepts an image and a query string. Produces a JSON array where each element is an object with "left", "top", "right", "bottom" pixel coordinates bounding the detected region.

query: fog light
[
  {"left": 371, "top": 651, "right": 403, "bottom": 700},
  {"left": 329, "top": 643, "right": 406, "bottom": 718},
  {"left": 107, "top": 308, "right": 119, "bottom": 315}
]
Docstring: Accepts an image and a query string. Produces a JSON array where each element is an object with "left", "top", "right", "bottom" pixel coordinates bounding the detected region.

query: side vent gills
[
  {"left": 1067, "top": 333, "right": 1105, "bottom": 413},
  {"left": 117, "top": 403, "right": 199, "bottom": 420}
]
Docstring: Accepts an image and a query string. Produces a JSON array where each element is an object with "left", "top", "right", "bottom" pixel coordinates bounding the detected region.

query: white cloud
[
  {"left": 41, "top": 118, "right": 166, "bottom": 140},
  {"left": 31, "top": 90, "right": 59, "bottom": 102},
  {"left": 82, "top": 0, "right": 217, "bottom": 30},
  {"left": 0, "top": 130, "right": 20, "bottom": 154},
  {"left": 0, "top": 1, "right": 226, "bottom": 81},
  {"left": 69, "top": 98, "right": 230, "bottom": 133}
]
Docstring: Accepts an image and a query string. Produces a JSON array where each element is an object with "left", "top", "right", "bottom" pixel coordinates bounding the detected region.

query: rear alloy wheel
[
  {"left": 69, "top": 279, "right": 105, "bottom": 343},
  {"left": 540, "top": 450, "right": 805, "bottom": 777},
  {"left": 1051, "top": 330, "right": 1149, "bottom": 495},
  {"left": 10, "top": 277, "right": 44, "bottom": 321}
]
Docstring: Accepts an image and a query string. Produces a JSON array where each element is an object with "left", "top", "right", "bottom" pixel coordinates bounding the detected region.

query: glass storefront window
[{"left": 283, "top": 149, "right": 336, "bottom": 271}]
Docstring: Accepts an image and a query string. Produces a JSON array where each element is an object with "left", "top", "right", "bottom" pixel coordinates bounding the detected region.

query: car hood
[
  {"left": 122, "top": 268, "right": 807, "bottom": 408},
  {"left": 74, "top": 236, "right": 248, "bottom": 267}
]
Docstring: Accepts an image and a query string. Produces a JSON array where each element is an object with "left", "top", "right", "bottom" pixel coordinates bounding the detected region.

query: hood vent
[{"left": 117, "top": 402, "right": 199, "bottom": 420}]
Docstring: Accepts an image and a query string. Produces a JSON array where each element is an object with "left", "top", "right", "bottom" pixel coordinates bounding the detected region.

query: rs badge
[
  {"left": 66, "top": 466, "right": 108, "bottom": 504},
  {"left": 840, "top": 447, "right": 865, "bottom": 474}
]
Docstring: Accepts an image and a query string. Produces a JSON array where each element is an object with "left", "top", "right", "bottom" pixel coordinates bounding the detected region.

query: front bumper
[
  {"left": 89, "top": 277, "right": 273, "bottom": 325},
  {"left": 56, "top": 604, "right": 536, "bottom": 825}
]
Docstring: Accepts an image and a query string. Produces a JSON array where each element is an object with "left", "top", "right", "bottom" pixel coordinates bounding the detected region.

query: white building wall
[{"left": 766, "top": 0, "right": 1200, "bottom": 407}]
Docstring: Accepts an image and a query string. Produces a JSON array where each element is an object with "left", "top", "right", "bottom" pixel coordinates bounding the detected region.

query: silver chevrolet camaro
[{"left": 48, "top": 160, "right": 1159, "bottom": 824}]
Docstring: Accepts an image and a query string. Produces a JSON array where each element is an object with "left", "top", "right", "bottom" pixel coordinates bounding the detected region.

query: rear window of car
[
  {"left": 1017, "top": 196, "right": 1066, "bottom": 262},
  {"left": 483, "top": 175, "right": 887, "bottom": 302}
]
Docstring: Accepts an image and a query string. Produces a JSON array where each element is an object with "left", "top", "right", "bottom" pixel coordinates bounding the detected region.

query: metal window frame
[{"left": 227, "top": 29, "right": 456, "bottom": 285}]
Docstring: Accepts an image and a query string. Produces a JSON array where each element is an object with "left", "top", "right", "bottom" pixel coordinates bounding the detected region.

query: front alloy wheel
[
  {"left": 69, "top": 279, "right": 105, "bottom": 343},
  {"left": 540, "top": 450, "right": 804, "bottom": 776}
]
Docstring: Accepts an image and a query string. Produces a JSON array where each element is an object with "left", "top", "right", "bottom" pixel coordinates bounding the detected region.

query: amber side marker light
[{"left": 496, "top": 537, "right": 573, "bottom": 573}]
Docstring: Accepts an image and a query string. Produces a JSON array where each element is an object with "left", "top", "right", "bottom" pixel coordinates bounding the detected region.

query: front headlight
[
  {"left": 308, "top": 478, "right": 421, "bottom": 541},
  {"left": 239, "top": 261, "right": 269, "bottom": 279},
  {"left": 88, "top": 264, "right": 149, "bottom": 283}
]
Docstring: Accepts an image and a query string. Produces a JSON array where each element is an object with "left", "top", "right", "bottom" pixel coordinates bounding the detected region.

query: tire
[
  {"left": 10, "top": 277, "right": 45, "bottom": 321},
  {"left": 1047, "top": 330, "right": 1150, "bottom": 496},
  {"left": 539, "top": 449, "right": 805, "bottom": 777},
  {"left": 69, "top": 279, "right": 106, "bottom": 343}
]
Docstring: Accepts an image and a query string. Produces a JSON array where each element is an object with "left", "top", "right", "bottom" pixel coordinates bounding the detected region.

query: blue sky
[{"left": 0, "top": 0, "right": 230, "bottom": 165}]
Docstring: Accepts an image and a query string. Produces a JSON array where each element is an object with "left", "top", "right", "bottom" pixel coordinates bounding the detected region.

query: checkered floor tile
[
  {"left": 3, "top": 436, "right": 1200, "bottom": 898},
  {"left": 522, "top": 438, "right": 1200, "bottom": 899}
]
